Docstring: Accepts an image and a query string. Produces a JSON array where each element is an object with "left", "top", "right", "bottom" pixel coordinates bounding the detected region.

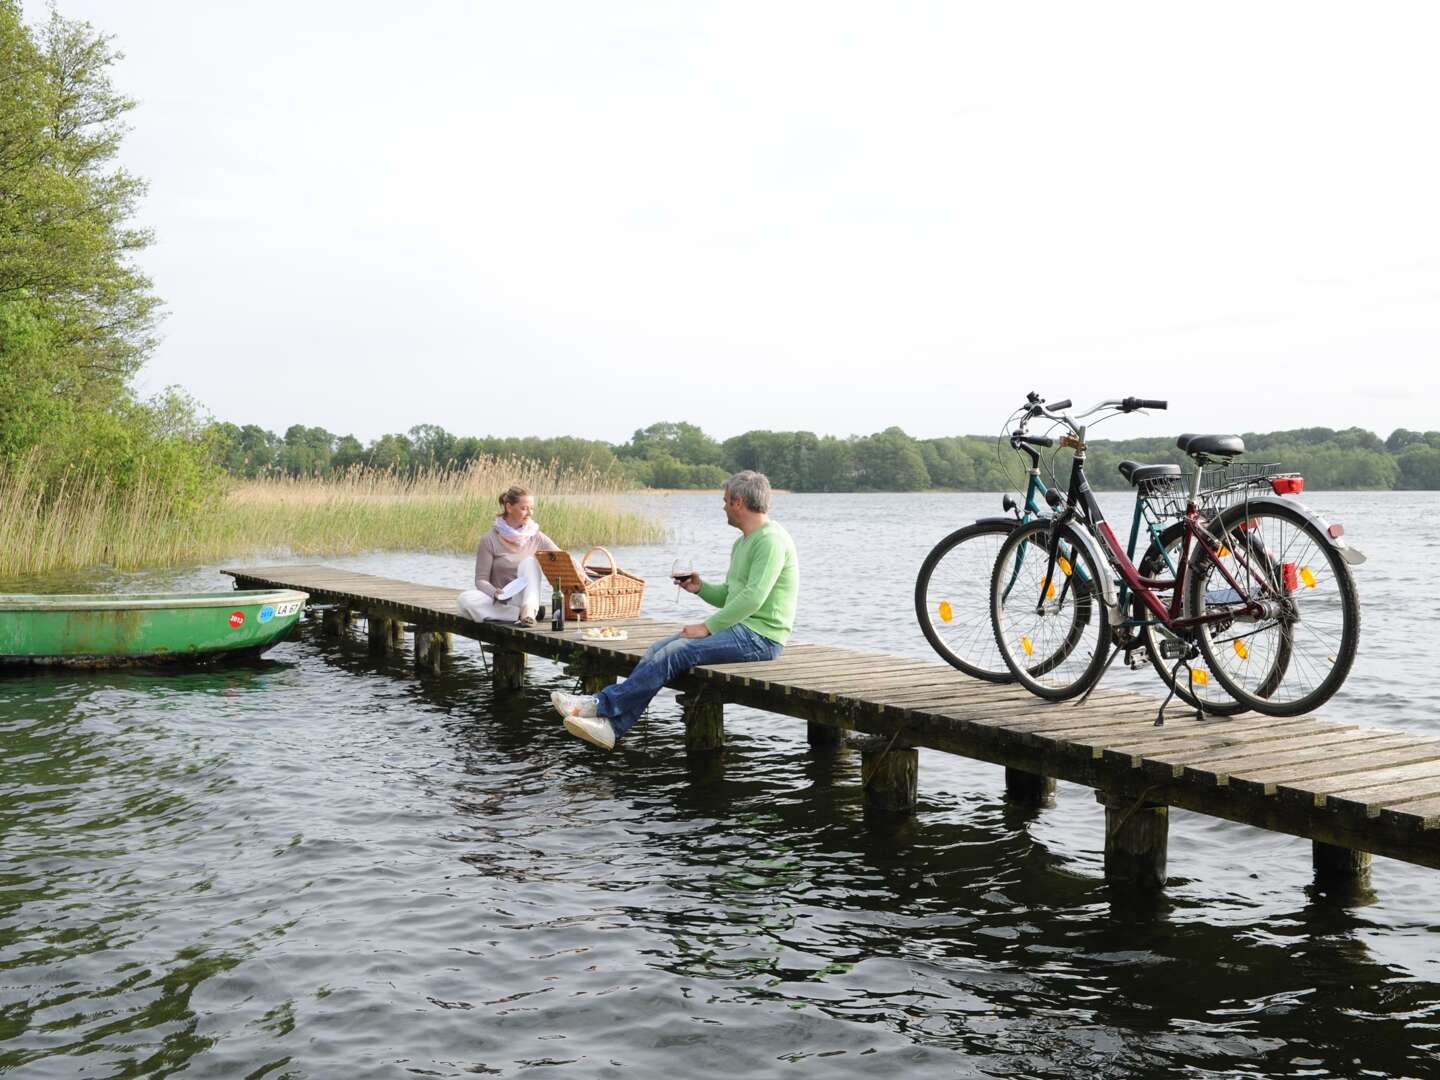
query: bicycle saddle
[
  {"left": 1176, "top": 433, "right": 1244, "bottom": 459},
  {"left": 1117, "top": 460, "right": 1182, "bottom": 486}
]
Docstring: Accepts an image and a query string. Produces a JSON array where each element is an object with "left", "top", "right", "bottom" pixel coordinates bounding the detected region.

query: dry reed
[{"left": 0, "top": 454, "right": 665, "bottom": 579}]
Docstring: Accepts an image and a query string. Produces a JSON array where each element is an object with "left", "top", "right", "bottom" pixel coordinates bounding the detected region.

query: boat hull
[{"left": 0, "top": 590, "right": 309, "bottom": 667}]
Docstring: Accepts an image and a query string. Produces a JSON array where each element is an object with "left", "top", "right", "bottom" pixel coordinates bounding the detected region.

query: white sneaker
[
  {"left": 564, "top": 714, "right": 616, "bottom": 751},
  {"left": 551, "top": 691, "right": 597, "bottom": 719}
]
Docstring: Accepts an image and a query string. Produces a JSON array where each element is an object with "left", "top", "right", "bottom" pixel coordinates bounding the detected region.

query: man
[{"left": 551, "top": 470, "right": 798, "bottom": 751}]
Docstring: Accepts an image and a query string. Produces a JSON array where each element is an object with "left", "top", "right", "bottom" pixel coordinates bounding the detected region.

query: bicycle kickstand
[{"left": 1154, "top": 645, "right": 1206, "bottom": 726}]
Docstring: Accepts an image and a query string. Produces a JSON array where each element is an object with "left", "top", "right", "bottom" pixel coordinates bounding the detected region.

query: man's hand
[
  {"left": 680, "top": 623, "right": 711, "bottom": 639},
  {"left": 675, "top": 572, "right": 702, "bottom": 594}
]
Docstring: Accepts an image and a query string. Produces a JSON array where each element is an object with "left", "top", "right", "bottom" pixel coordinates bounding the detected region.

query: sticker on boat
[
  {"left": 273, "top": 600, "right": 302, "bottom": 617},
  {"left": 229, "top": 611, "right": 245, "bottom": 628},
  {"left": 258, "top": 605, "right": 275, "bottom": 623}
]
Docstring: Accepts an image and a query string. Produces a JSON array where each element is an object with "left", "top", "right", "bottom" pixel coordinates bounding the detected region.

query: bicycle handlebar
[
  {"left": 1013, "top": 433, "right": 1055, "bottom": 448},
  {"left": 1122, "top": 397, "right": 1167, "bottom": 412}
]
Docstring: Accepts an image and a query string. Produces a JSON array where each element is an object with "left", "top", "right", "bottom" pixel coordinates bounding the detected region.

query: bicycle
[
  {"left": 989, "top": 396, "right": 1364, "bottom": 720},
  {"left": 915, "top": 393, "right": 1252, "bottom": 715}
]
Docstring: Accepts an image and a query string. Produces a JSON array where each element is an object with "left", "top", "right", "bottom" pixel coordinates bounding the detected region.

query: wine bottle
[{"left": 551, "top": 576, "right": 565, "bottom": 632}]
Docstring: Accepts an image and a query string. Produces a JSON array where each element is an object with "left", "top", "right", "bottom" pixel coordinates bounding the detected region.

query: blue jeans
[{"left": 595, "top": 623, "right": 784, "bottom": 740}]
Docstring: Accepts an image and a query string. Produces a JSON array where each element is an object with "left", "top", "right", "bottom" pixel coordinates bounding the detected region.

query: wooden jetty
[{"left": 226, "top": 564, "right": 1440, "bottom": 893}]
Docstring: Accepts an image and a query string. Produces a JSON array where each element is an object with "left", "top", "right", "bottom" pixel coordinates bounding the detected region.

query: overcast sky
[{"left": 25, "top": 1, "right": 1440, "bottom": 444}]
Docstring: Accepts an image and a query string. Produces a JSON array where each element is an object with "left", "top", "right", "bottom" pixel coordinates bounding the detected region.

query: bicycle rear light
[{"left": 1270, "top": 476, "right": 1304, "bottom": 495}]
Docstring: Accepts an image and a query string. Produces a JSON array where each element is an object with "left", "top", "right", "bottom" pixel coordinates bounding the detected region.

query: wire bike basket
[{"left": 1137, "top": 462, "right": 1301, "bottom": 518}]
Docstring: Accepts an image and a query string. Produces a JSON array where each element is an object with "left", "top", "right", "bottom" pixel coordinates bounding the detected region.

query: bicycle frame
[{"left": 1044, "top": 432, "right": 1265, "bottom": 634}]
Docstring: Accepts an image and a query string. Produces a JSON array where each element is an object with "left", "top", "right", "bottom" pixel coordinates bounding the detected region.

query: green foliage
[{"left": 0, "top": 4, "right": 216, "bottom": 507}]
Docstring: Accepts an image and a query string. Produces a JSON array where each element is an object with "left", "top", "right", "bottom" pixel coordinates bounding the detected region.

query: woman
[{"left": 457, "top": 485, "right": 560, "bottom": 627}]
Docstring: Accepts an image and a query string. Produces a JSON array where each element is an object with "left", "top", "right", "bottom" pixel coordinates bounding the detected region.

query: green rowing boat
[{"left": 0, "top": 589, "right": 309, "bottom": 667}]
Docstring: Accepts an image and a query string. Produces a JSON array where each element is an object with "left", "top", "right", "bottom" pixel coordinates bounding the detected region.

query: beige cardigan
[{"left": 472, "top": 526, "right": 560, "bottom": 598}]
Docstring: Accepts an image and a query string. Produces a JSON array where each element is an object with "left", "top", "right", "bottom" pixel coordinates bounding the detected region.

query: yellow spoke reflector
[
  {"left": 938, "top": 600, "right": 953, "bottom": 623},
  {"left": 1300, "top": 566, "right": 1317, "bottom": 589},
  {"left": 1046, "top": 582, "right": 1056, "bottom": 600},
  {"left": 1021, "top": 636, "right": 1034, "bottom": 657},
  {"left": 1057, "top": 556, "right": 1073, "bottom": 576},
  {"left": 1233, "top": 639, "right": 1249, "bottom": 660},
  {"left": 1191, "top": 668, "right": 1210, "bottom": 686},
  {"left": 1216, "top": 545, "right": 1230, "bottom": 558}
]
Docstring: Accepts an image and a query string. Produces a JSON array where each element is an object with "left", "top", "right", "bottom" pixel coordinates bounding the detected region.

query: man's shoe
[
  {"left": 551, "top": 691, "right": 597, "bottom": 719},
  {"left": 564, "top": 713, "right": 616, "bottom": 751},
  {"left": 536, "top": 604, "right": 547, "bottom": 622}
]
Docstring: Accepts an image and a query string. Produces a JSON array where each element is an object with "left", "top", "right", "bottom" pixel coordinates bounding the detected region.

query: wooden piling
[
  {"left": 414, "top": 630, "right": 451, "bottom": 674},
  {"left": 807, "top": 719, "right": 843, "bottom": 749},
  {"left": 679, "top": 692, "right": 723, "bottom": 751},
  {"left": 367, "top": 615, "right": 397, "bottom": 654},
  {"left": 1005, "top": 767, "right": 1056, "bottom": 806},
  {"left": 1313, "top": 841, "right": 1372, "bottom": 886},
  {"left": 858, "top": 735, "right": 918, "bottom": 813},
  {"left": 492, "top": 649, "right": 527, "bottom": 691},
  {"left": 321, "top": 607, "right": 348, "bottom": 637},
  {"left": 1098, "top": 790, "right": 1169, "bottom": 888}
]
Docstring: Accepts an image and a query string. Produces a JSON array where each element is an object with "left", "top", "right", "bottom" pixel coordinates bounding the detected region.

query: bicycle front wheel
[
  {"left": 991, "top": 519, "right": 1113, "bottom": 700},
  {"left": 915, "top": 519, "right": 1018, "bottom": 682},
  {"left": 1187, "top": 501, "right": 1360, "bottom": 716}
]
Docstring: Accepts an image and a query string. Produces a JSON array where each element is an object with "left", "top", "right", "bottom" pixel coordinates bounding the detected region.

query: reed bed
[{"left": 0, "top": 455, "right": 665, "bottom": 579}]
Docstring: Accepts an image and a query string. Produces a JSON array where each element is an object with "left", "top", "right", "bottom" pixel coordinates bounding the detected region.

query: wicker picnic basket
[{"left": 537, "top": 547, "right": 645, "bottom": 621}]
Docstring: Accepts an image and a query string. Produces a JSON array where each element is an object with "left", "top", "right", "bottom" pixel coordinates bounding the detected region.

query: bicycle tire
[
  {"left": 915, "top": 519, "right": 1019, "bottom": 681},
  {"left": 991, "top": 518, "right": 1113, "bottom": 701},
  {"left": 1135, "top": 521, "right": 1250, "bottom": 717},
  {"left": 1187, "top": 500, "right": 1360, "bottom": 717}
]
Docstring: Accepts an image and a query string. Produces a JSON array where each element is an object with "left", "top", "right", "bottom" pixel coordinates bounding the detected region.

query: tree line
[{"left": 209, "top": 418, "right": 1440, "bottom": 491}]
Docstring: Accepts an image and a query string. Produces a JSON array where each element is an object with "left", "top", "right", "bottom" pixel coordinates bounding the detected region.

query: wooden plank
[{"left": 1231, "top": 740, "right": 1440, "bottom": 795}]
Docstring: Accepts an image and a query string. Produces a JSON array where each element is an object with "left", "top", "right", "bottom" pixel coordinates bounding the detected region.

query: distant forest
[{"left": 208, "top": 420, "right": 1440, "bottom": 492}]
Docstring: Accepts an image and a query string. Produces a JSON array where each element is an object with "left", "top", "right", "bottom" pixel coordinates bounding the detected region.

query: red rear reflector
[
  {"left": 1271, "top": 476, "right": 1304, "bottom": 495},
  {"left": 1328, "top": 522, "right": 1344, "bottom": 539},
  {"left": 1282, "top": 563, "right": 1298, "bottom": 592}
]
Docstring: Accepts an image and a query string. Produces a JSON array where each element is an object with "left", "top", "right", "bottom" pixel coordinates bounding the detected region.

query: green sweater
[{"left": 697, "top": 520, "right": 799, "bottom": 643}]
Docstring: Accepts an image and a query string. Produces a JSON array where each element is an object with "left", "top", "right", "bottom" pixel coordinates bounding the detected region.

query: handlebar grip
[
  {"left": 1015, "top": 434, "right": 1055, "bottom": 448},
  {"left": 1047, "top": 399, "right": 1072, "bottom": 412},
  {"left": 1122, "top": 397, "right": 1168, "bottom": 412}
]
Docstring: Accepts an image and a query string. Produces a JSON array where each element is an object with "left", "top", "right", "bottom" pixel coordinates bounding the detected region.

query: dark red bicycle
[{"left": 989, "top": 396, "right": 1365, "bottom": 719}]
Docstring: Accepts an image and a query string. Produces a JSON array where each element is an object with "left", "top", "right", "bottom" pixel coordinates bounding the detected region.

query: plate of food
[{"left": 580, "top": 626, "right": 629, "bottom": 641}]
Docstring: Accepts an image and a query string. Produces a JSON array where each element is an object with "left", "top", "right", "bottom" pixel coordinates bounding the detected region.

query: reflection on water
[{"left": 3, "top": 492, "right": 1440, "bottom": 1077}]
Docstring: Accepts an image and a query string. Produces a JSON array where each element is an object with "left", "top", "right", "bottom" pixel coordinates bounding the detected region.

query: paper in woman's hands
[{"left": 498, "top": 578, "right": 527, "bottom": 601}]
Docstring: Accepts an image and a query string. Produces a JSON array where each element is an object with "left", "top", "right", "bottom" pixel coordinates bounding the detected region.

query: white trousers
[{"left": 458, "top": 557, "right": 543, "bottom": 622}]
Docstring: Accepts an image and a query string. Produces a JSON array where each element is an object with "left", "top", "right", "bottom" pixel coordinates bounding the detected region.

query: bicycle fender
[
  {"left": 973, "top": 515, "right": 1020, "bottom": 528},
  {"left": 1217, "top": 494, "right": 1367, "bottom": 566},
  {"left": 1052, "top": 521, "right": 1122, "bottom": 621}
]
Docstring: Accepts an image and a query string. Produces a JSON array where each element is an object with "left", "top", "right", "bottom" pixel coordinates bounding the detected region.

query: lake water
[{"left": 3, "top": 491, "right": 1440, "bottom": 1078}]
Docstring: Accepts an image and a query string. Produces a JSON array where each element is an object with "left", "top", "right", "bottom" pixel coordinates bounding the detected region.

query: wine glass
[{"left": 671, "top": 556, "right": 693, "bottom": 604}]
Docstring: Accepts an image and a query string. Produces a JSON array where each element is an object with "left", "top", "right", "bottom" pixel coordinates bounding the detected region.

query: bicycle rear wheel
[
  {"left": 1187, "top": 501, "right": 1360, "bottom": 716},
  {"left": 915, "top": 519, "right": 1017, "bottom": 681},
  {"left": 991, "top": 519, "right": 1112, "bottom": 700},
  {"left": 1136, "top": 522, "right": 1250, "bottom": 716}
]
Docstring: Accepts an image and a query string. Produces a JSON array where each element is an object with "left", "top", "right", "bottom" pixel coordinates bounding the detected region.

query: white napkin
[{"left": 497, "top": 578, "right": 527, "bottom": 601}]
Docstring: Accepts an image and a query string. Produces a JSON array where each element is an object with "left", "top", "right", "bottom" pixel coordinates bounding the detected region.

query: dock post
[
  {"left": 678, "top": 692, "right": 723, "bottom": 751},
  {"left": 414, "top": 629, "right": 450, "bottom": 674},
  {"left": 1312, "top": 842, "right": 1372, "bottom": 890},
  {"left": 565, "top": 662, "right": 616, "bottom": 696},
  {"left": 1097, "top": 790, "right": 1168, "bottom": 888},
  {"left": 367, "top": 615, "right": 398, "bottom": 654},
  {"left": 858, "top": 736, "right": 918, "bottom": 814},
  {"left": 492, "top": 649, "right": 527, "bottom": 691},
  {"left": 322, "top": 607, "right": 347, "bottom": 637},
  {"left": 807, "top": 719, "right": 843, "bottom": 750},
  {"left": 1005, "top": 767, "right": 1056, "bottom": 807},
  {"left": 582, "top": 672, "right": 616, "bottom": 695}
]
